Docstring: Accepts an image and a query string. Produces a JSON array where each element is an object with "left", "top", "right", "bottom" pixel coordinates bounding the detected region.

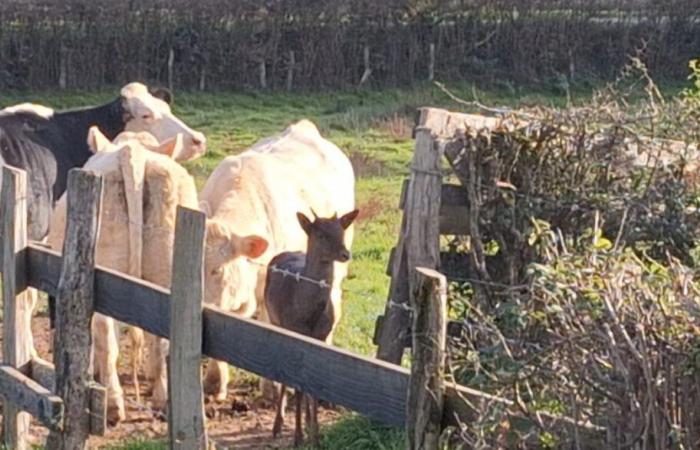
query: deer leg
[
  {"left": 272, "top": 383, "right": 286, "bottom": 438},
  {"left": 294, "top": 390, "right": 304, "bottom": 447},
  {"left": 310, "top": 396, "right": 320, "bottom": 445}
]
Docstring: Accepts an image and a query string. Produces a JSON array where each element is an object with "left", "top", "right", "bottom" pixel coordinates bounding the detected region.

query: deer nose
[{"left": 338, "top": 250, "right": 351, "bottom": 262}]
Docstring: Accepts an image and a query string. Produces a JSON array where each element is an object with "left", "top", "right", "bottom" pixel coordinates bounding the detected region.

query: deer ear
[
  {"left": 240, "top": 235, "right": 268, "bottom": 259},
  {"left": 297, "top": 212, "right": 313, "bottom": 234},
  {"left": 87, "top": 126, "right": 111, "bottom": 153},
  {"left": 339, "top": 209, "right": 359, "bottom": 229}
]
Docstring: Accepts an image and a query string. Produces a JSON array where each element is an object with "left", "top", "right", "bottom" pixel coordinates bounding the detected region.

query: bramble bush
[{"left": 444, "top": 61, "right": 700, "bottom": 449}]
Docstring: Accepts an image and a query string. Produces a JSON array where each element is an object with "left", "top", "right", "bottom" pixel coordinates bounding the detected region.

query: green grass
[{"left": 0, "top": 80, "right": 610, "bottom": 448}]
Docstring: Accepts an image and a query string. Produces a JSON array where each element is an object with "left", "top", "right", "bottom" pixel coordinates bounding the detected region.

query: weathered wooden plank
[
  {"left": 31, "top": 356, "right": 56, "bottom": 392},
  {"left": 440, "top": 184, "right": 468, "bottom": 208},
  {"left": 203, "top": 306, "right": 409, "bottom": 427},
  {"left": 30, "top": 357, "right": 108, "bottom": 435},
  {"left": 168, "top": 207, "right": 208, "bottom": 450},
  {"left": 26, "top": 244, "right": 171, "bottom": 339},
  {"left": 398, "top": 178, "right": 409, "bottom": 209},
  {"left": 47, "top": 169, "right": 103, "bottom": 450},
  {"left": 385, "top": 247, "right": 396, "bottom": 276},
  {"left": 399, "top": 184, "right": 467, "bottom": 211},
  {"left": 375, "top": 238, "right": 411, "bottom": 363},
  {"left": 0, "top": 365, "right": 63, "bottom": 431},
  {"left": 1, "top": 166, "right": 32, "bottom": 450},
  {"left": 439, "top": 206, "right": 470, "bottom": 235},
  {"left": 377, "top": 124, "right": 444, "bottom": 364},
  {"left": 404, "top": 127, "right": 443, "bottom": 325},
  {"left": 89, "top": 383, "right": 107, "bottom": 436},
  {"left": 416, "top": 107, "right": 512, "bottom": 139},
  {"left": 407, "top": 268, "right": 447, "bottom": 450}
]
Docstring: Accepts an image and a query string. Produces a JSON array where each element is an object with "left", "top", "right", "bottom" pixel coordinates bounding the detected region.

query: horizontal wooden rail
[
  {"left": 22, "top": 243, "right": 484, "bottom": 428},
  {"left": 0, "top": 365, "right": 63, "bottom": 431},
  {"left": 21, "top": 242, "right": 600, "bottom": 432}
]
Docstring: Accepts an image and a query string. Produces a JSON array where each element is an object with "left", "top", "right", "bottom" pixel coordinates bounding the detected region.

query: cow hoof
[
  {"left": 260, "top": 378, "right": 278, "bottom": 403},
  {"left": 203, "top": 377, "right": 225, "bottom": 401}
]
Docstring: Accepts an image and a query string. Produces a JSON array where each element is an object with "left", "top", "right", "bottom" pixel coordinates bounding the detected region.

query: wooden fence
[
  {"left": 0, "top": 164, "right": 495, "bottom": 449},
  {"left": 374, "top": 107, "right": 505, "bottom": 363}
]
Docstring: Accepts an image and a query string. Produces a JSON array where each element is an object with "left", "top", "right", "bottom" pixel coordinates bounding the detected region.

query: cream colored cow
[
  {"left": 48, "top": 127, "right": 268, "bottom": 423},
  {"left": 199, "top": 119, "right": 356, "bottom": 401}
]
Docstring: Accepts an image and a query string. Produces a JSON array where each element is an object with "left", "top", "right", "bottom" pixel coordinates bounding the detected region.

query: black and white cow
[
  {"left": 0, "top": 82, "right": 206, "bottom": 241},
  {"left": 0, "top": 82, "right": 206, "bottom": 330}
]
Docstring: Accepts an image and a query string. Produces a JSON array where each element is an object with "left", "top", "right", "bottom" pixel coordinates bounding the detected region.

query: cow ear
[
  {"left": 339, "top": 209, "right": 360, "bottom": 229},
  {"left": 239, "top": 235, "right": 268, "bottom": 259},
  {"left": 149, "top": 87, "right": 173, "bottom": 105},
  {"left": 155, "top": 134, "right": 184, "bottom": 160},
  {"left": 87, "top": 126, "right": 111, "bottom": 153},
  {"left": 297, "top": 212, "right": 313, "bottom": 234},
  {"left": 199, "top": 200, "right": 212, "bottom": 217}
]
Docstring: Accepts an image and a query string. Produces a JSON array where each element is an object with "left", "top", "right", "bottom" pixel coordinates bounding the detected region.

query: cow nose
[{"left": 192, "top": 133, "right": 206, "bottom": 149}]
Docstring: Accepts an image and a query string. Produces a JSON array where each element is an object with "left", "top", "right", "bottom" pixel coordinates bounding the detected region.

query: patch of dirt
[
  {"left": 0, "top": 299, "right": 342, "bottom": 449},
  {"left": 372, "top": 113, "right": 413, "bottom": 140},
  {"left": 356, "top": 197, "right": 386, "bottom": 223}
]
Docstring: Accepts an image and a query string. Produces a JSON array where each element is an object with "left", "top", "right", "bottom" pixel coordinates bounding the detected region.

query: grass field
[{"left": 0, "top": 80, "right": 676, "bottom": 448}]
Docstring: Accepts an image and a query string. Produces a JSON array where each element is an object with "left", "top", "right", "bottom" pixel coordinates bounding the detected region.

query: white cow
[
  {"left": 48, "top": 128, "right": 269, "bottom": 423},
  {"left": 199, "top": 119, "right": 355, "bottom": 401}
]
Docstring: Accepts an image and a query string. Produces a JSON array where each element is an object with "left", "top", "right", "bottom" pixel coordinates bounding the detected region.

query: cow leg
[
  {"left": 128, "top": 327, "right": 144, "bottom": 404},
  {"left": 145, "top": 332, "right": 160, "bottom": 381},
  {"left": 25, "top": 287, "right": 38, "bottom": 359},
  {"left": 92, "top": 314, "right": 125, "bottom": 424},
  {"left": 255, "top": 290, "right": 281, "bottom": 404},
  {"left": 147, "top": 333, "right": 170, "bottom": 411},
  {"left": 204, "top": 359, "right": 229, "bottom": 402}
]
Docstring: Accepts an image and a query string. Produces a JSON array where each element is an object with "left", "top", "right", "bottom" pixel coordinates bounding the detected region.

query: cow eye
[{"left": 141, "top": 113, "right": 153, "bottom": 120}]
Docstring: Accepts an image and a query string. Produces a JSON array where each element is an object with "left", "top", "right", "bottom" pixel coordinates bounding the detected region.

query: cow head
[
  {"left": 87, "top": 127, "right": 185, "bottom": 159},
  {"left": 119, "top": 82, "right": 206, "bottom": 161},
  {"left": 204, "top": 219, "right": 268, "bottom": 316}
]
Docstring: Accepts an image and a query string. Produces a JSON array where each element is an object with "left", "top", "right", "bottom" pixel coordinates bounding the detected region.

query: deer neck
[{"left": 301, "top": 255, "right": 335, "bottom": 293}]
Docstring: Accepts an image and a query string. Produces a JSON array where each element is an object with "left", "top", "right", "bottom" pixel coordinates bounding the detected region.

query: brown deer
[{"left": 264, "top": 208, "right": 359, "bottom": 446}]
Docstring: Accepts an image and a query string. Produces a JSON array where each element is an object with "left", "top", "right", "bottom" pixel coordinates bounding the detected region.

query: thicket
[
  {"left": 443, "top": 61, "right": 700, "bottom": 448},
  {"left": 0, "top": 0, "right": 698, "bottom": 90}
]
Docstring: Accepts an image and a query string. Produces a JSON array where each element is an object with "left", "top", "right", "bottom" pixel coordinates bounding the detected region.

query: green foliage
[
  {"left": 445, "top": 63, "right": 700, "bottom": 448},
  {"left": 300, "top": 415, "right": 405, "bottom": 450}
]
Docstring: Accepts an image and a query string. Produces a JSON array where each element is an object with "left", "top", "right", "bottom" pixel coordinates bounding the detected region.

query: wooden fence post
[
  {"left": 428, "top": 43, "right": 435, "bottom": 82},
  {"left": 359, "top": 45, "right": 372, "bottom": 87},
  {"left": 168, "top": 207, "right": 207, "bottom": 449},
  {"left": 376, "top": 126, "right": 443, "bottom": 363},
  {"left": 59, "top": 44, "right": 68, "bottom": 90},
  {"left": 46, "top": 169, "right": 103, "bottom": 450},
  {"left": 1, "top": 167, "right": 32, "bottom": 450},
  {"left": 407, "top": 267, "right": 447, "bottom": 450},
  {"left": 259, "top": 60, "right": 267, "bottom": 90},
  {"left": 286, "top": 50, "right": 295, "bottom": 91},
  {"left": 167, "top": 47, "right": 175, "bottom": 93}
]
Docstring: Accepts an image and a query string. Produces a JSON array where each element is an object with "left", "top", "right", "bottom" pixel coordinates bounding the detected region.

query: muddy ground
[{"left": 0, "top": 301, "right": 341, "bottom": 449}]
